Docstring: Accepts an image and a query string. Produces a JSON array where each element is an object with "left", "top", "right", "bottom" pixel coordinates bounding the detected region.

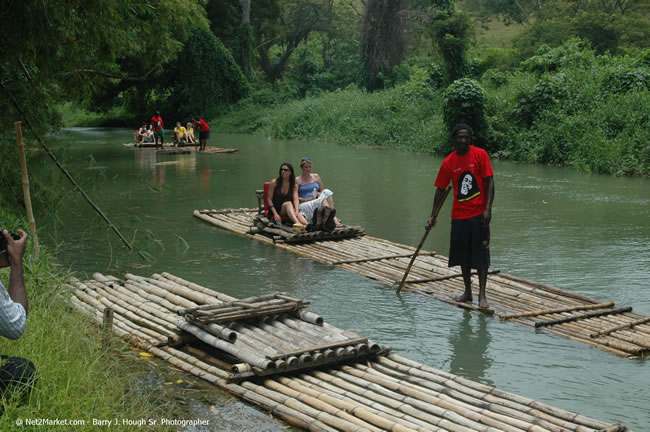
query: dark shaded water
[{"left": 49, "top": 128, "right": 649, "bottom": 430}]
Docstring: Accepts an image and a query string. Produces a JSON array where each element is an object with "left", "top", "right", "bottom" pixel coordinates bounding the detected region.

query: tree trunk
[
  {"left": 240, "top": 0, "right": 251, "bottom": 24},
  {"left": 360, "top": 0, "right": 410, "bottom": 91}
]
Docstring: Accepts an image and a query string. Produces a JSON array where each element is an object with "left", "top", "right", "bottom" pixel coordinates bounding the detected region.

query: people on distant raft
[
  {"left": 151, "top": 111, "right": 164, "bottom": 148},
  {"left": 185, "top": 122, "right": 197, "bottom": 145},
  {"left": 134, "top": 123, "right": 147, "bottom": 144},
  {"left": 426, "top": 124, "right": 495, "bottom": 310},
  {"left": 192, "top": 117, "right": 210, "bottom": 151},
  {"left": 173, "top": 122, "right": 187, "bottom": 146},
  {"left": 267, "top": 163, "right": 309, "bottom": 227},
  {"left": 297, "top": 157, "right": 340, "bottom": 231},
  {"left": 143, "top": 125, "right": 154, "bottom": 143}
]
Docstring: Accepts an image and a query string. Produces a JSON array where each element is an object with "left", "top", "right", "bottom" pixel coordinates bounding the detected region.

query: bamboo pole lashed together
[
  {"left": 14, "top": 121, "right": 40, "bottom": 259},
  {"left": 69, "top": 272, "right": 628, "bottom": 431},
  {"left": 396, "top": 186, "right": 451, "bottom": 294}
]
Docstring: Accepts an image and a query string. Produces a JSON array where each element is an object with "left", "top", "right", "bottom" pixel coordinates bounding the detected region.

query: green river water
[{"left": 49, "top": 128, "right": 649, "bottom": 430}]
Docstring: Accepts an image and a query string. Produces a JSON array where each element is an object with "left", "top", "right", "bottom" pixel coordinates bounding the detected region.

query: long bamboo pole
[
  {"left": 590, "top": 317, "right": 650, "bottom": 338},
  {"left": 396, "top": 187, "right": 451, "bottom": 294},
  {"left": 1, "top": 83, "right": 133, "bottom": 250},
  {"left": 534, "top": 306, "right": 633, "bottom": 328},
  {"left": 499, "top": 301, "right": 615, "bottom": 320},
  {"left": 14, "top": 121, "right": 40, "bottom": 259}
]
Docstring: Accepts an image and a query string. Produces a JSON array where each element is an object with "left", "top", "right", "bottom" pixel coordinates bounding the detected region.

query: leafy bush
[
  {"left": 603, "top": 68, "right": 650, "bottom": 94},
  {"left": 487, "top": 39, "right": 650, "bottom": 175},
  {"left": 482, "top": 70, "right": 512, "bottom": 88},
  {"left": 520, "top": 39, "right": 594, "bottom": 75},
  {"left": 442, "top": 78, "right": 489, "bottom": 151},
  {"left": 513, "top": 73, "right": 569, "bottom": 126}
]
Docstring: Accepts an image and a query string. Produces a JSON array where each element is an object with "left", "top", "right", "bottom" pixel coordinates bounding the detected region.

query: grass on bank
[
  {"left": 216, "top": 43, "right": 649, "bottom": 177},
  {"left": 0, "top": 214, "right": 189, "bottom": 430}
]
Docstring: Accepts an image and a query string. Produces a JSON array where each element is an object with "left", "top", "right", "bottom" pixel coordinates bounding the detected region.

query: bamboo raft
[
  {"left": 123, "top": 143, "right": 239, "bottom": 153},
  {"left": 193, "top": 208, "right": 650, "bottom": 359},
  {"left": 68, "top": 272, "right": 627, "bottom": 432}
]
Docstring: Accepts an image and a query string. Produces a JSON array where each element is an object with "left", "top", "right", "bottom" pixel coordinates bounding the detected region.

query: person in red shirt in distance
[
  {"left": 192, "top": 117, "right": 210, "bottom": 151},
  {"left": 150, "top": 111, "right": 164, "bottom": 148},
  {"left": 426, "top": 124, "right": 495, "bottom": 309}
]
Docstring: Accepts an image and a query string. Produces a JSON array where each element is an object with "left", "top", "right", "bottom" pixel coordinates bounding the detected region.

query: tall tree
[
  {"left": 0, "top": 0, "right": 209, "bottom": 130},
  {"left": 235, "top": 0, "right": 255, "bottom": 79},
  {"left": 256, "top": 0, "right": 334, "bottom": 82},
  {"left": 360, "top": 0, "right": 411, "bottom": 91}
]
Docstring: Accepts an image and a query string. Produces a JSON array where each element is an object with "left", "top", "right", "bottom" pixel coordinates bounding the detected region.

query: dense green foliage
[
  {"left": 218, "top": 39, "right": 649, "bottom": 176},
  {"left": 0, "top": 0, "right": 209, "bottom": 131},
  {"left": 466, "top": 0, "right": 650, "bottom": 57},
  {"left": 488, "top": 40, "right": 650, "bottom": 175},
  {"left": 218, "top": 66, "right": 446, "bottom": 151},
  {"left": 2, "top": 0, "right": 647, "bottom": 176}
]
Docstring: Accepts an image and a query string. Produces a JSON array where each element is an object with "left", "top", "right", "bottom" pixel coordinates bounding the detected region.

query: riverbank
[
  {"left": 215, "top": 41, "right": 649, "bottom": 177},
  {"left": 0, "top": 212, "right": 195, "bottom": 429}
]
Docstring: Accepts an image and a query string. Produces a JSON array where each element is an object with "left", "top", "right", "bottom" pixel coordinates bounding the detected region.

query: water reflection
[
  {"left": 134, "top": 148, "right": 198, "bottom": 187},
  {"left": 449, "top": 311, "right": 493, "bottom": 386}
]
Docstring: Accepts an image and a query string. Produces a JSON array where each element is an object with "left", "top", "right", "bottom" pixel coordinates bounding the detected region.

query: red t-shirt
[
  {"left": 151, "top": 116, "right": 163, "bottom": 131},
  {"left": 196, "top": 118, "right": 210, "bottom": 132},
  {"left": 434, "top": 145, "right": 493, "bottom": 220}
]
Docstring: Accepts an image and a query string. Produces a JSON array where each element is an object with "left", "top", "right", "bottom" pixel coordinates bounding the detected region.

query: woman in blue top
[{"left": 297, "top": 158, "right": 340, "bottom": 226}]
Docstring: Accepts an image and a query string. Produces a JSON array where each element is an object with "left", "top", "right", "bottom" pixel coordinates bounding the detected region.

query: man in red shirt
[
  {"left": 192, "top": 117, "right": 210, "bottom": 151},
  {"left": 151, "top": 111, "right": 164, "bottom": 148},
  {"left": 426, "top": 124, "right": 495, "bottom": 309}
]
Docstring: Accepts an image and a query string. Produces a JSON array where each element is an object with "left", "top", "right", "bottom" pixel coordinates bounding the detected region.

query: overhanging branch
[{"left": 71, "top": 63, "right": 162, "bottom": 81}]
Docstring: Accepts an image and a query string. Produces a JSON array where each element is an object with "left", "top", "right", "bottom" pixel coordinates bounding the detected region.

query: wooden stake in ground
[
  {"left": 396, "top": 186, "right": 451, "bottom": 294},
  {"left": 14, "top": 121, "right": 40, "bottom": 259}
]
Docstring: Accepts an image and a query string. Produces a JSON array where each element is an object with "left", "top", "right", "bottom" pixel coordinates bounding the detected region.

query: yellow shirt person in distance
[{"left": 173, "top": 122, "right": 187, "bottom": 146}]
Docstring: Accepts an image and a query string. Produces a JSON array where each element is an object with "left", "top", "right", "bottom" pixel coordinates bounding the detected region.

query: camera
[{"left": 0, "top": 229, "right": 20, "bottom": 253}]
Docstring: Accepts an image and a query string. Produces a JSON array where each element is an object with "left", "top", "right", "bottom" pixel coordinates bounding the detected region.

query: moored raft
[
  {"left": 193, "top": 208, "right": 650, "bottom": 358},
  {"left": 69, "top": 272, "right": 628, "bottom": 432},
  {"left": 123, "top": 143, "right": 239, "bottom": 153}
]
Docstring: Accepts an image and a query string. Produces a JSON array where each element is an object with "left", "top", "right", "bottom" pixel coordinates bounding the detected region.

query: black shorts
[
  {"left": 448, "top": 215, "right": 490, "bottom": 269},
  {"left": 199, "top": 130, "right": 210, "bottom": 140}
]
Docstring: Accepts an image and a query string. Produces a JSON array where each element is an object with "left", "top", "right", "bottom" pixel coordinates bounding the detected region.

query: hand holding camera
[{"left": 0, "top": 229, "right": 27, "bottom": 267}]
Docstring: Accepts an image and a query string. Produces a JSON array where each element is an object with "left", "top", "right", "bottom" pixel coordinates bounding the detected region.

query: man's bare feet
[
  {"left": 478, "top": 296, "right": 489, "bottom": 309},
  {"left": 454, "top": 292, "right": 472, "bottom": 303}
]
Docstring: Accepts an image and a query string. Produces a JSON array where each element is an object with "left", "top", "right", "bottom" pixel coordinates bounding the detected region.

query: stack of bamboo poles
[
  {"left": 193, "top": 209, "right": 650, "bottom": 358},
  {"left": 69, "top": 273, "right": 380, "bottom": 375},
  {"left": 69, "top": 271, "right": 626, "bottom": 432},
  {"left": 179, "top": 293, "right": 314, "bottom": 325},
  {"left": 245, "top": 214, "right": 365, "bottom": 243}
]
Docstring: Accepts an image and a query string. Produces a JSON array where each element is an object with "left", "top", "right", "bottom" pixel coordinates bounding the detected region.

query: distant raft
[
  {"left": 69, "top": 272, "right": 628, "bottom": 432},
  {"left": 193, "top": 207, "right": 650, "bottom": 359},
  {"left": 123, "top": 143, "right": 238, "bottom": 153}
]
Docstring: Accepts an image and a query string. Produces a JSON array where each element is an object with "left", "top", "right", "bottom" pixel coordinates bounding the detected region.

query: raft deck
[
  {"left": 193, "top": 208, "right": 650, "bottom": 359},
  {"left": 69, "top": 272, "right": 627, "bottom": 432}
]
